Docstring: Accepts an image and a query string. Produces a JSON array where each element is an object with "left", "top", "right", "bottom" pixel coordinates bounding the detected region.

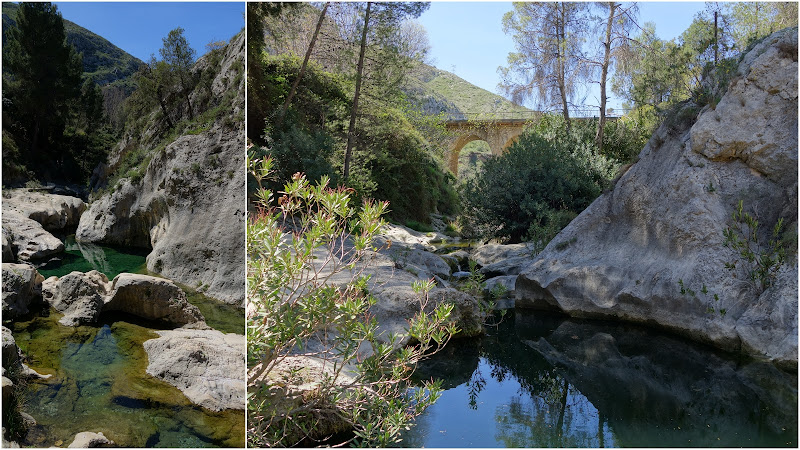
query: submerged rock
[
  {"left": 515, "top": 27, "right": 798, "bottom": 368},
  {"left": 2, "top": 263, "right": 44, "bottom": 319},
  {"left": 143, "top": 328, "right": 244, "bottom": 411}
]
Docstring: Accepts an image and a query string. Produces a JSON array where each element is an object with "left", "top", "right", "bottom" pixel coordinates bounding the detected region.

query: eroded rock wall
[
  {"left": 515, "top": 28, "right": 798, "bottom": 368},
  {"left": 76, "top": 33, "right": 245, "bottom": 306}
]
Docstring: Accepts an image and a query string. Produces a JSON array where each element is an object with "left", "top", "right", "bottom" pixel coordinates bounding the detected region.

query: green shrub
[
  {"left": 247, "top": 157, "right": 456, "bottom": 447},
  {"left": 460, "top": 131, "right": 603, "bottom": 243}
]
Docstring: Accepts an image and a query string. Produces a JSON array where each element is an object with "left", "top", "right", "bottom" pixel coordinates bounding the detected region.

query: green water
[
  {"left": 11, "top": 311, "right": 245, "bottom": 448},
  {"left": 182, "top": 287, "right": 245, "bottom": 335},
  {"left": 38, "top": 235, "right": 149, "bottom": 280},
  {"left": 403, "top": 310, "right": 797, "bottom": 447}
]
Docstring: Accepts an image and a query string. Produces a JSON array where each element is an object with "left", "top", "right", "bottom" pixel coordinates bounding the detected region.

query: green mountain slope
[
  {"left": 2, "top": 3, "right": 143, "bottom": 87},
  {"left": 406, "top": 63, "right": 532, "bottom": 117}
]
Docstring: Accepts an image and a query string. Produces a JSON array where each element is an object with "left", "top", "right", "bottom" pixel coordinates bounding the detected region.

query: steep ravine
[
  {"left": 514, "top": 27, "right": 798, "bottom": 369},
  {"left": 76, "top": 32, "right": 246, "bottom": 307}
]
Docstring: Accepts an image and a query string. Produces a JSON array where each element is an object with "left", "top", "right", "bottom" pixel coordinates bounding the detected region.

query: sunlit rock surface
[
  {"left": 515, "top": 27, "right": 798, "bottom": 368},
  {"left": 76, "top": 33, "right": 245, "bottom": 306},
  {"left": 2, "top": 263, "right": 44, "bottom": 319},
  {"left": 143, "top": 328, "right": 245, "bottom": 411}
]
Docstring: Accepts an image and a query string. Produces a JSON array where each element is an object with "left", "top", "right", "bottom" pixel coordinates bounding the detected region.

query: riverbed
[{"left": 8, "top": 235, "right": 245, "bottom": 447}]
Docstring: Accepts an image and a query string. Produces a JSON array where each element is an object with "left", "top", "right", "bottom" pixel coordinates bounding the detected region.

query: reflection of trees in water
[
  {"left": 474, "top": 316, "right": 615, "bottom": 447},
  {"left": 495, "top": 387, "right": 611, "bottom": 448}
]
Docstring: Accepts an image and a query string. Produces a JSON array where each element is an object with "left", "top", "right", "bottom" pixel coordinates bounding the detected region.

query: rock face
[
  {"left": 41, "top": 271, "right": 205, "bottom": 327},
  {"left": 2, "top": 263, "right": 44, "bottom": 319},
  {"left": 515, "top": 28, "right": 798, "bottom": 368},
  {"left": 2, "top": 211, "right": 64, "bottom": 261},
  {"left": 143, "top": 328, "right": 245, "bottom": 411},
  {"left": 75, "top": 33, "right": 245, "bottom": 306},
  {"left": 2, "top": 189, "right": 86, "bottom": 232}
]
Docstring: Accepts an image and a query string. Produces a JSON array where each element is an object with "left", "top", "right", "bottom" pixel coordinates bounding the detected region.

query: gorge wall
[
  {"left": 515, "top": 28, "right": 798, "bottom": 369},
  {"left": 76, "top": 33, "right": 246, "bottom": 306}
]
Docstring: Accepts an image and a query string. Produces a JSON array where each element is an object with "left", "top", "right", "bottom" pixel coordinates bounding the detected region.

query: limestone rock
[
  {"left": 2, "top": 189, "right": 86, "bottom": 231},
  {"left": 105, "top": 273, "right": 205, "bottom": 326},
  {"left": 515, "top": 27, "right": 798, "bottom": 366},
  {"left": 484, "top": 275, "right": 517, "bottom": 300},
  {"left": 471, "top": 242, "right": 537, "bottom": 267},
  {"left": 68, "top": 431, "right": 115, "bottom": 448},
  {"left": 248, "top": 355, "right": 354, "bottom": 445},
  {"left": 1, "top": 327, "right": 21, "bottom": 370},
  {"left": 75, "top": 33, "right": 245, "bottom": 306},
  {"left": 42, "top": 271, "right": 110, "bottom": 326},
  {"left": 143, "top": 328, "right": 244, "bottom": 411},
  {"left": 2, "top": 263, "right": 43, "bottom": 319},
  {"left": 2, "top": 228, "right": 13, "bottom": 262},
  {"left": 2, "top": 211, "right": 64, "bottom": 261}
]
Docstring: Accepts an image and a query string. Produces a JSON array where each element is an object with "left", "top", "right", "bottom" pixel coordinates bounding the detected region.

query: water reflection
[
  {"left": 38, "top": 235, "right": 148, "bottom": 280},
  {"left": 404, "top": 311, "right": 797, "bottom": 448}
]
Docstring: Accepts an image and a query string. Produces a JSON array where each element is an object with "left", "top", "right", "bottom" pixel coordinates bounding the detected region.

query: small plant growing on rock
[
  {"left": 246, "top": 156, "right": 456, "bottom": 447},
  {"left": 723, "top": 200, "right": 786, "bottom": 294}
]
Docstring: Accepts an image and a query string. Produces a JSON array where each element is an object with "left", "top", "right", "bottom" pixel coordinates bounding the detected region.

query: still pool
[
  {"left": 37, "top": 235, "right": 149, "bottom": 280},
  {"left": 10, "top": 311, "right": 245, "bottom": 448},
  {"left": 403, "top": 311, "right": 797, "bottom": 448}
]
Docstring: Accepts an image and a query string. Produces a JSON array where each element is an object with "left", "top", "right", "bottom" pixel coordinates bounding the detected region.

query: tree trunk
[
  {"left": 343, "top": 1, "right": 371, "bottom": 182},
  {"left": 156, "top": 86, "right": 175, "bottom": 129},
  {"left": 595, "top": 2, "right": 617, "bottom": 152},
  {"left": 280, "top": 2, "right": 330, "bottom": 121},
  {"left": 557, "top": 3, "right": 571, "bottom": 130}
]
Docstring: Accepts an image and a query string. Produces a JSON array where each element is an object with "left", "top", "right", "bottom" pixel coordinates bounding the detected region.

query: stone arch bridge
[
  {"left": 444, "top": 110, "right": 623, "bottom": 175},
  {"left": 444, "top": 112, "right": 539, "bottom": 176}
]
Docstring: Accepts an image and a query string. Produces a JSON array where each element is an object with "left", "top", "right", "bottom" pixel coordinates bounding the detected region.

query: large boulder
[
  {"left": 40, "top": 272, "right": 205, "bottom": 327},
  {"left": 2, "top": 189, "right": 85, "bottom": 232},
  {"left": 105, "top": 273, "right": 205, "bottom": 326},
  {"left": 143, "top": 328, "right": 244, "bottom": 411},
  {"left": 41, "top": 271, "right": 110, "bottom": 326},
  {"left": 2, "top": 211, "right": 64, "bottom": 261},
  {"left": 515, "top": 28, "right": 798, "bottom": 368},
  {"left": 76, "top": 34, "right": 245, "bottom": 306},
  {"left": 2, "top": 263, "right": 44, "bottom": 319}
]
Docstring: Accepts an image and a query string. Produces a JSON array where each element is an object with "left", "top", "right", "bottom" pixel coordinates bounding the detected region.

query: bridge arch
[{"left": 444, "top": 120, "right": 526, "bottom": 176}]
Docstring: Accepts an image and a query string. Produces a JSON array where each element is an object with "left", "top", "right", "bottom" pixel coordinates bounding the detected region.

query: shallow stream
[
  {"left": 9, "top": 235, "right": 245, "bottom": 447},
  {"left": 403, "top": 310, "right": 797, "bottom": 447}
]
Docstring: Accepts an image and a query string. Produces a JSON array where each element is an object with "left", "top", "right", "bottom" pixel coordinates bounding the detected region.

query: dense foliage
[
  {"left": 459, "top": 119, "right": 627, "bottom": 245},
  {"left": 2, "top": 2, "right": 115, "bottom": 186},
  {"left": 248, "top": 49, "right": 458, "bottom": 223},
  {"left": 247, "top": 157, "right": 455, "bottom": 447}
]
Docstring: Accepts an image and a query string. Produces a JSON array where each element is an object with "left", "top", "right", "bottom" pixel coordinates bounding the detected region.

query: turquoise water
[
  {"left": 403, "top": 311, "right": 797, "bottom": 448},
  {"left": 11, "top": 311, "right": 245, "bottom": 448},
  {"left": 37, "top": 235, "right": 148, "bottom": 280}
]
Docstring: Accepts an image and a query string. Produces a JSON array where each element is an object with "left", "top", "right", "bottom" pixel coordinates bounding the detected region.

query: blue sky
[
  {"left": 54, "top": 2, "right": 244, "bottom": 62},
  {"left": 417, "top": 2, "right": 707, "bottom": 112}
]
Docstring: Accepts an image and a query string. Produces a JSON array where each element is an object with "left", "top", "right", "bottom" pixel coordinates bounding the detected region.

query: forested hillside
[
  {"left": 406, "top": 63, "right": 532, "bottom": 117},
  {"left": 248, "top": 2, "right": 459, "bottom": 224}
]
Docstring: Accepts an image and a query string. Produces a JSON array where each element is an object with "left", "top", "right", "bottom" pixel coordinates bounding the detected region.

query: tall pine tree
[{"left": 3, "top": 2, "right": 83, "bottom": 165}]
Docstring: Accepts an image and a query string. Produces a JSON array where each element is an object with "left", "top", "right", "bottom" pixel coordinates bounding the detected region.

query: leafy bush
[
  {"left": 247, "top": 157, "right": 456, "bottom": 447},
  {"left": 460, "top": 131, "right": 603, "bottom": 244},
  {"left": 723, "top": 200, "right": 787, "bottom": 294}
]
